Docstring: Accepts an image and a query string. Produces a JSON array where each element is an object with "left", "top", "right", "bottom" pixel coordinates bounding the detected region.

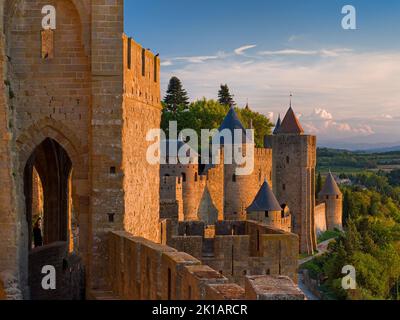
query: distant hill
[
  {"left": 358, "top": 145, "right": 400, "bottom": 154},
  {"left": 317, "top": 147, "right": 400, "bottom": 174},
  {"left": 318, "top": 140, "right": 400, "bottom": 152}
]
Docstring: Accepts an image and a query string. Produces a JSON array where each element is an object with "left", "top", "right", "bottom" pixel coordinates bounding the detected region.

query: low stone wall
[
  {"left": 107, "top": 231, "right": 304, "bottom": 300},
  {"left": 28, "top": 242, "right": 84, "bottom": 300},
  {"left": 162, "top": 219, "right": 299, "bottom": 285},
  {"left": 245, "top": 275, "right": 305, "bottom": 300}
]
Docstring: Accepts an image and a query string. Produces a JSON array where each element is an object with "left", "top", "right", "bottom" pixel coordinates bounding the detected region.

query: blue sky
[{"left": 125, "top": 1, "right": 400, "bottom": 148}]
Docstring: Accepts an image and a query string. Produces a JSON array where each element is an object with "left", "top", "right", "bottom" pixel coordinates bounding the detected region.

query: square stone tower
[
  {"left": 0, "top": 0, "right": 161, "bottom": 296},
  {"left": 267, "top": 107, "right": 317, "bottom": 255}
]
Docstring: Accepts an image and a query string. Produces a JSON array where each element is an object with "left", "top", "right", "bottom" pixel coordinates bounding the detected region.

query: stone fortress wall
[
  {"left": 0, "top": 0, "right": 342, "bottom": 300},
  {"left": 105, "top": 231, "right": 304, "bottom": 300}
]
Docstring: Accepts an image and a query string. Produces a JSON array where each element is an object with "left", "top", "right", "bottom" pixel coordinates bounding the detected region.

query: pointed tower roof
[
  {"left": 219, "top": 105, "right": 246, "bottom": 133},
  {"left": 276, "top": 107, "right": 304, "bottom": 135},
  {"left": 273, "top": 114, "right": 282, "bottom": 135},
  {"left": 319, "top": 172, "right": 342, "bottom": 196},
  {"left": 218, "top": 105, "right": 250, "bottom": 144},
  {"left": 247, "top": 180, "right": 282, "bottom": 212}
]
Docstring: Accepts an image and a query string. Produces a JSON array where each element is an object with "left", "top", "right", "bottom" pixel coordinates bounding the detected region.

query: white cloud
[
  {"left": 313, "top": 108, "right": 333, "bottom": 120},
  {"left": 234, "top": 44, "right": 257, "bottom": 55},
  {"left": 258, "top": 48, "right": 353, "bottom": 57},
  {"left": 161, "top": 50, "right": 400, "bottom": 142},
  {"left": 161, "top": 60, "right": 173, "bottom": 66},
  {"left": 301, "top": 109, "right": 375, "bottom": 137},
  {"left": 174, "top": 55, "right": 219, "bottom": 63}
]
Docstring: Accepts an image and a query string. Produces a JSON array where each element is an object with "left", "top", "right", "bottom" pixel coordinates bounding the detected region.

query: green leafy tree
[
  {"left": 302, "top": 173, "right": 400, "bottom": 300},
  {"left": 161, "top": 99, "right": 273, "bottom": 149},
  {"left": 237, "top": 106, "right": 273, "bottom": 148},
  {"left": 163, "top": 76, "right": 190, "bottom": 112},
  {"left": 218, "top": 84, "right": 235, "bottom": 106}
]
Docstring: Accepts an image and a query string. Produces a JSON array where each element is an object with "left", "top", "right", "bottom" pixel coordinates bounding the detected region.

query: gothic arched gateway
[{"left": 23, "top": 138, "right": 84, "bottom": 300}]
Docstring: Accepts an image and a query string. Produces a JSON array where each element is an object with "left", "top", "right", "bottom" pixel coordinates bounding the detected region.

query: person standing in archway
[{"left": 33, "top": 217, "right": 43, "bottom": 248}]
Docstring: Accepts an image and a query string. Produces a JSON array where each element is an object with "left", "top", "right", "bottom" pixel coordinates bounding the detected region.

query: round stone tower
[
  {"left": 160, "top": 140, "right": 200, "bottom": 221},
  {"left": 319, "top": 172, "right": 343, "bottom": 231},
  {"left": 219, "top": 106, "right": 255, "bottom": 220}
]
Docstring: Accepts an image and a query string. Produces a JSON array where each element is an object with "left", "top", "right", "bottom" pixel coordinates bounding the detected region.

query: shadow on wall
[{"left": 0, "top": 279, "right": 6, "bottom": 300}]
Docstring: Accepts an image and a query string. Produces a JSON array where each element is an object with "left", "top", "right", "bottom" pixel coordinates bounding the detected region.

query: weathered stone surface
[{"left": 245, "top": 275, "right": 306, "bottom": 300}]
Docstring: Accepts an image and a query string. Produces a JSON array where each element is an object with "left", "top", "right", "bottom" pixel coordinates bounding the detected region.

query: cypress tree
[
  {"left": 163, "top": 76, "right": 189, "bottom": 112},
  {"left": 218, "top": 84, "right": 235, "bottom": 106}
]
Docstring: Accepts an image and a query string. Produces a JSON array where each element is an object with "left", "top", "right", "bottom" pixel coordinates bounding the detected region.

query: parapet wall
[
  {"left": 161, "top": 220, "right": 299, "bottom": 285},
  {"left": 122, "top": 34, "right": 161, "bottom": 244},
  {"left": 106, "top": 231, "right": 304, "bottom": 300}
]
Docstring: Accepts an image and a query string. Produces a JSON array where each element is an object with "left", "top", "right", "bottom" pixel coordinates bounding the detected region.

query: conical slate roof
[
  {"left": 218, "top": 105, "right": 250, "bottom": 144},
  {"left": 219, "top": 105, "right": 246, "bottom": 133},
  {"left": 247, "top": 180, "right": 282, "bottom": 212},
  {"left": 276, "top": 107, "right": 304, "bottom": 135},
  {"left": 319, "top": 172, "right": 342, "bottom": 196},
  {"left": 273, "top": 114, "right": 282, "bottom": 135}
]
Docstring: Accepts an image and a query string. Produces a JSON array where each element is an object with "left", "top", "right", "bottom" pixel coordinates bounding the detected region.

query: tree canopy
[
  {"left": 302, "top": 171, "right": 400, "bottom": 300},
  {"left": 161, "top": 98, "right": 273, "bottom": 149}
]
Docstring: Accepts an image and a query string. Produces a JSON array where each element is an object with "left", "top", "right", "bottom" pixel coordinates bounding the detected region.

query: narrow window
[
  {"left": 182, "top": 173, "right": 186, "bottom": 182},
  {"left": 108, "top": 213, "right": 115, "bottom": 223},
  {"left": 127, "top": 38, "right": 132, "bottom": 69},
  {"left": 283, "top": 184, "right": 286, "bottom": 191},
  {"left": 232, "top": 174, "right": 237, "bottom": 182},
  {"left": 265, "top": 211, "right": 269, "bottom": 218},
  {"left": 41, "top": 29, "right": 54, "bottom": 59},
  {"left": 286, "top": 156, "right": 290, "bottom": 164},
  {"left": 195, "top": 173, "right": 198, "bottom": 182},
  {"left": 110, "top": 167, "right": 116, "bottom": 175},
  {"left": 154, "top": 55, "right": 158, "bottom": 82},
  {"left": 142, "top": 48, "right": 146, "bottom": 76}
]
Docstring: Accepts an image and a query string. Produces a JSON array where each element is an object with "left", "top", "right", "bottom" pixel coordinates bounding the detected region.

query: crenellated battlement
[
  {"left": 122, "top": 34, "right": 161, "bottom": 108},
  {"left": 254, "top": 147, "right": 272, "bottom": 157}
]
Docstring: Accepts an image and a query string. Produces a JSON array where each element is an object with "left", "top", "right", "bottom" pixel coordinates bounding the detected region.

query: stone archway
[
  {"left": 24, "top": 138, "right": 72, "bottom": 249},
  {"left": 16, "top": 120, "right": 89, "bottom": 300}
]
